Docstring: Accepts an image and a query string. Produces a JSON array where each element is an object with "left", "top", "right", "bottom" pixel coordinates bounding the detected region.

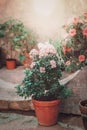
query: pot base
[{"left": 6, "top": 59, "right": 16, "bottom": 69}]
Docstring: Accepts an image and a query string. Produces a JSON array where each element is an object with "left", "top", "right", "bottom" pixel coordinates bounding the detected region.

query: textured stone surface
[
  {"left": 0, "top": 113, "right": 38, "bottom": 130},
  {"left": 61, "top": 66, "right": 87, "bottom": 115},
  {"left": 0, "top": 66, "right": 24, "bottom": 84},
  {"left": 0, "top": 112, "right": 84, "bottom": 130},
  {"left": 9, "top": 100, "right": 34, "bottom": 111},
  {"left": 0, "top": 100, "right": 9, "bottom": 109}
]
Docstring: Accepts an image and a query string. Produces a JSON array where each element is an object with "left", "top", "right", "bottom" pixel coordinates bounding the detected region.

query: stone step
[{"left": 0, "top": 67, "right": 34, "bottom": 110}]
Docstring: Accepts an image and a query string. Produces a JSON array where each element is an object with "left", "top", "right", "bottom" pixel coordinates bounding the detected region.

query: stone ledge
[{"left": 0, "top": 100, "right": 34, "bottom": 111}]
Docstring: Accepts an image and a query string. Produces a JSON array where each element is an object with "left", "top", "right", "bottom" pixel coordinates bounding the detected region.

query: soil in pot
[
  {"left": 79, "top": 99, "right": 87, "bottom": 130},
  {"left": 6, "top": 59, "right": 16, "bottom": 69}
]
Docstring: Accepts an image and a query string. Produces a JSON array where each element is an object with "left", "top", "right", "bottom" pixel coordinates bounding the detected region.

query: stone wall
[
  {"left": 61, "top": 66, "right": 87, "bottom": 115},
  {"left": 0, "top": 0, "right": 87, "bottom": 41}
]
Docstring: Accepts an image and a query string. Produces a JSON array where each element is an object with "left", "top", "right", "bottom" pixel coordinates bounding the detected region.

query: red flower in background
[
  {"left": 66, "top": 47, "right": 72, "bottom": 52},
  {"left": 63, "top": 45, "right": 72, "bottom": 54},
  {"left": 62, "top": 12, "right": 87, "bottom": 72},
  {"left": 83, "top": 27, "right": 87, "bottom": 36},
  {"left": 69, "top": 29, "right": 76, "bottom": 36},
  {"left": 79, "top": 55, "right": 85, "bottom": 62}
]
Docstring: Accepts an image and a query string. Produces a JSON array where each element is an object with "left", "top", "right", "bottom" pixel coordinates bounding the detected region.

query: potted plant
[
  {"left": 0, "top": 19, "right": 18, "bottom": 69},
  {"left": 0, "top": 19, "right": 37, "bottom": 69},
  {"left": 79, "top": 100, "right": 87, "bottom": 130},
  {"left": 16, "top": 42, "right": 71, "bottom": 126},
  {"left": 62, "top": 12, "right": 87, "bottom": 73}
]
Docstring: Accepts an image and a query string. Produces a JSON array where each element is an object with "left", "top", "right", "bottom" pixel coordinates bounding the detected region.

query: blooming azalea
[
  {"left": 38, "top": 42, "right": 56, "bottom": 58},
  {"left": 63, "top": 45, "right": 67, "bottom": 55},
  {"left": 78, "top": 55, "right": 85, "bottom": 62},
  {"left": 83, "top": 27, "right": 87, "bottom": 36},
  {"left": 38, "top": 42, "right": 45, "bottom": 50},
  {"left": 39, "top": 49, "right": 48, "bottom": 58},
  {"left": 65, "top": 60, "right": 71, "bottom": 66},
  {"left": 40, "top": 67, "right": 46, "bottom": 73},
  {"left": 63, "top": 45, "right": 72, "bottom": 54},
  {"left": 16, "top": 41, "right": 71, "bottom": 101},
  {"left": 66, "top": 47, "right": 72, "bottom": 53},
  {"left": 50, "top": 60, "right": 56, "bottom": 68},
  {"left": 30, "top": 62, "right": 36, "bottom": 69},
  {"left": 63, "top": 12, "right": 87, "bottom": 72},
  {"left": 69, "top": 29, "right": 76, "bottom": 36},
  {"left": 29, "top": 49, "right": 39, "bottom": 58}
]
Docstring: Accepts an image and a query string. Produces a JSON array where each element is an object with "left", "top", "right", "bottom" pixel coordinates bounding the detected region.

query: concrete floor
[{"left": 0, "top": 110, "right": 85, "bottom": 130}]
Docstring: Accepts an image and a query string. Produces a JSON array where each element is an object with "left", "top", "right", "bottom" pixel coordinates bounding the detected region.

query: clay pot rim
[
  {"left": 6, "top": 58, "right": 16, "bottom": 61},
  {"left": 79, "top": 99, "right": 87, "bottom": 108},
  {"left": 32, "top": 99, "right": 61, "bottom": 107}
]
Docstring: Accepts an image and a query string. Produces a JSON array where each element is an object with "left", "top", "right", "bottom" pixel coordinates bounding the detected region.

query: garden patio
[{"left": 0, "top": 0, "right": 87, "bottom": 130}]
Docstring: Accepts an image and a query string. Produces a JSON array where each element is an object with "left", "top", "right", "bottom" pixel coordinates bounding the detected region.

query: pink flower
[
  {"left": 50, "top": 60, "right": 56, "bottom": 68},
  {"left": 63, "top": 45, "right": 67, "bottom": 55},
  {"left": 39, "top": 49, "right": 48, "bottom": 58},
  {"left": 83, "top": 27, "right": 87, "bottom": 36},
  {"left": 63, "top": 45, "right": 72, "bottom": 54},
  {"left": 69, "top": 29, "right": 76, "bottom": 36},
  {"left": 65, "top": 60, "right": 71, "bottom": 66},
  {"left": 45, "top": 43, "right": 56, "bottom": 54},
  {"left": 78, "top": 55, "right": 85, "bottom": 62},
  {"left": 84, "top": 12, "right": 87, "bottom": 18},
  {"left": 38, "top": 43, "right": 45, "bottom": 50},
  {"left": 38, "top": 43, "right": 56, "bottom": 58},
  {"left": 29, "top": 49, "right": 39, "bottom": 58},
  {"left": 40, "top": 67, "right": 46, "bottom": 73},
  {"left": 66, "top": 47, "right": 72, "bottom": 52},
  {"left": 73, "top": 17, "right": 79, "bottom": 25},
  {"left": 30, "top": 62, "right": 35, "bottom": 69}
]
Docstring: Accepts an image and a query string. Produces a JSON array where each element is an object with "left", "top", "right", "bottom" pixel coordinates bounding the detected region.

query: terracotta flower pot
[
  {"left": 79, "top": 99, "right": 87, "bottom": 130},
  {"left": 32, "top": 99, "right": 61, "bottom": 126},
  {"left": 22, "top": 53, "right": 32, "bottom": 68},
  {"left": 6, "top": 59, "right": 16, "bottom": 69}
]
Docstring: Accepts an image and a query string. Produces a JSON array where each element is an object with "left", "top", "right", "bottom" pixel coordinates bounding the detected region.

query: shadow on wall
[{"left": 0, "top": 47, "right": 6, "bottom": 68}]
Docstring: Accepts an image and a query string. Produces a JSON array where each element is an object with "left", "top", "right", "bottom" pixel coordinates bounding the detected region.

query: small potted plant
[
  {"left": 0, "top": 19, "right": 37, "bottom": 69},
  {"left": 0, "top": 19, "right": 18, "bottom": 69},
  {"left": 16, "top": 42, "right": 71, "bottom": 126}
]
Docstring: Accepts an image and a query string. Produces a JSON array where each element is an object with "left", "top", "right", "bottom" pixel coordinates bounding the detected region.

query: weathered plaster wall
[{"left": 0, "top": 0, "right": 87, "bottom": 41}]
